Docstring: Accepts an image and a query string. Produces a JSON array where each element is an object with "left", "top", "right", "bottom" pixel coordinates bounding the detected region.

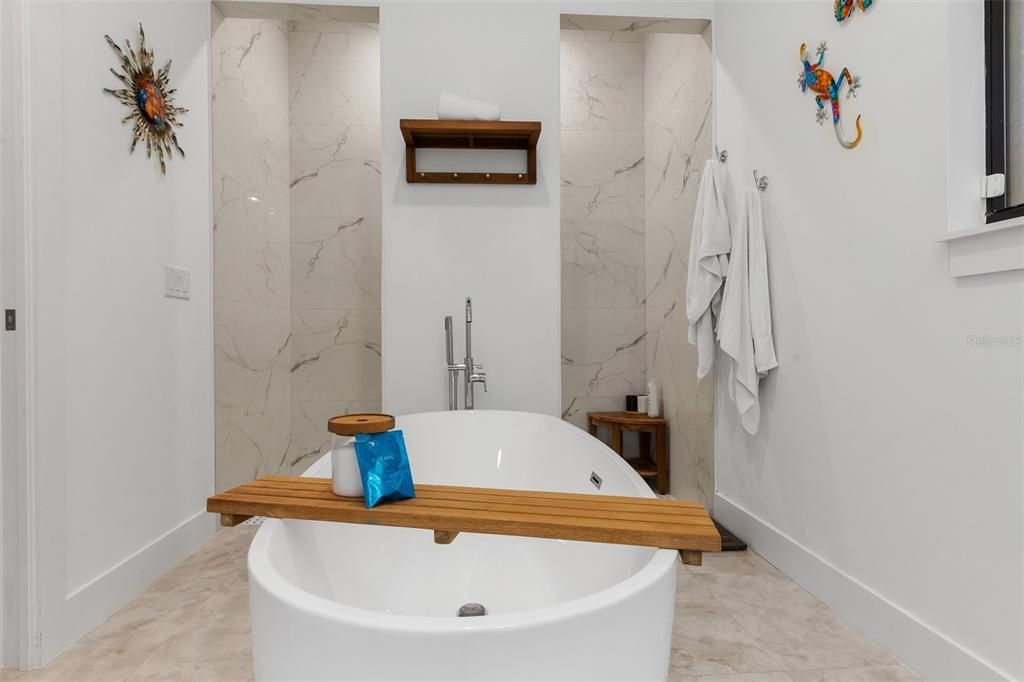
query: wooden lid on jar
[{"left": 327, "top": 413, "right": 396, "bottom": 436}]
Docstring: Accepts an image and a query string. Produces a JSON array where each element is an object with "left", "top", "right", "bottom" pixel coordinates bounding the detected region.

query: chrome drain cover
[{"left": 457, "top": 602, "right": 487, "bottom": 617}]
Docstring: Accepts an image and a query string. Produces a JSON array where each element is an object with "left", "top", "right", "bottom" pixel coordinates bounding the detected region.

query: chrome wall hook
[
  {"left": 716, "top": 145, "right": 728, "bottom": 163},
  {"left": 753, "top": 169, "right": 769, "bottom": 192}
]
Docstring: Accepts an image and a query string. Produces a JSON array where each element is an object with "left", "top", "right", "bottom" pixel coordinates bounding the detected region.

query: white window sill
[
  {"left": 936, "top": 215, "right": 1024, "bottom": 243},
  {"left": 937, "top": 216, "right": 1024, "bottom": 277}
]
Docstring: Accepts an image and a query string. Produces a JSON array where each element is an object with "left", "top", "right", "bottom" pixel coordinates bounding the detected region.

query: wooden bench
[
  {"left": 588, "top": 411, "right": 669, "bottom": 494},
  {"left": 208, "top": 476, "right": 721, "bottom": 565}
]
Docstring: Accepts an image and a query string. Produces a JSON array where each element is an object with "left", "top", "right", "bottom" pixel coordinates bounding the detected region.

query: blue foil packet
[{"left": 353, "top": 430, "right": 415, "bottom": 508}]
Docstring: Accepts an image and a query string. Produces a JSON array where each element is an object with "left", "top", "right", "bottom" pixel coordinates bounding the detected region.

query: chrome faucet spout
[{"left": 444, "top": 297, "right": 486, "bottom": 410}]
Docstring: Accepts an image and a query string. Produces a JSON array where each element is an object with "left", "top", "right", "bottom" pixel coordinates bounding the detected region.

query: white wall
[
  {"left": 713, "top": 2, "right": 1024, "bottom": 680},
  {"left": 378, "top": 0, "right": 713, "bottom": 418},
  {"left": 1, "top": 2, "right": 30, "bottom": 665},
  {"left": 24, "top": 0, "right": 215, "bottom": 663},
  {"left": 379, "top": 1, "right": 562, "bottom": 417}
]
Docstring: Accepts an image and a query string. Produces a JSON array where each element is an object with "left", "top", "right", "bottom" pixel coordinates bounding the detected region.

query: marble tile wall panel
[
  {"left": 213, "top": 18, "right": 382, "bottom": 487},
  {"left": 561, "top": 130, "right": 645, "bottom": 221},
  {"left": 288, "top": 30, "right": 380, "bottom": 127},
  {"left": 561, "top": 35, "right": 644, "bottom": 131},
  {"left": 213, "top": 170, "right": 290, "bottom": 309},
  {"left": 289, "top": 125, "right": 382, "bottom": 219},
  {"left": 213, "top": 16, "right": 292, "bottom": 491},
  {"left": 287, "top": 399, "right": 382, "bottom": 475},
  {"left": 643, "top": 31, "right": 714, "bottom": 503},
  {"left": 561, "top": 308, "right": 648, "bottom": 427},
  {"left": 560, "top": 30, "right": 647, "bottom": 434},
  {"left": 288, "top": 24, "right": 382, "bottom": 466},
  {"left": 289, "top": 308, "right": 382, "bottom": 404},
  {"left": 212, "top": 17, "right": 290, "bottom": 217},
  {"left": 561, "top": 218, "right": 645, "bottom": 310},
  {"left": 290, "top": 216, "right": 381, "bottom": 310}
]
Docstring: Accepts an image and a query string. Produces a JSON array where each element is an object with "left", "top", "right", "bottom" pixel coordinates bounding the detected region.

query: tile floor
[{"left": 0, "top": 525, "right": 918, "bottom": 682}]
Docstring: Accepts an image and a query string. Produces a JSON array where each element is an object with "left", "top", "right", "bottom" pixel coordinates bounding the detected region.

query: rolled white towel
[{"left": 437, "top": 92, "right": 501, "bottom": 121}]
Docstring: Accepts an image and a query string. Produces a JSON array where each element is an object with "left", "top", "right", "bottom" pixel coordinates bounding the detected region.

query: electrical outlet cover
[{"left": 164, "top": 264, "right": 191, "bottom": 300}]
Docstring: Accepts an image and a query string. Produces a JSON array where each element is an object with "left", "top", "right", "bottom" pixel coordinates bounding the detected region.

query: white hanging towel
[
  {"left": 718, "top": 188, "right": 778, "bottom": 435},
  {"left": 686, "top": 159, "right": 732, "bottom": 380}
]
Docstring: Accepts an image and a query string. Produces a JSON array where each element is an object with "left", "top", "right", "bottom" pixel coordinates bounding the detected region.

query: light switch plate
[{"left": 164, "top": 265, "right": 191, "bottom": 300}]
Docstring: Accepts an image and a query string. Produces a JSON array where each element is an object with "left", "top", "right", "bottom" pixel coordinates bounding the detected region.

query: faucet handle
[{"left": 470, "top": 370, "right": 487, "bottom": 392}]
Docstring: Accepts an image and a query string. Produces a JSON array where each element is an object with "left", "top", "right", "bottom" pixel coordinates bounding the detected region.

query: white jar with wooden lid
[{"left": 326, "top": 414, "right": 396, "bottom": 498}]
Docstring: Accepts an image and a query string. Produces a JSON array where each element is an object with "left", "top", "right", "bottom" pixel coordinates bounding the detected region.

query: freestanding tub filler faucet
[{"left": 444, "top": 297, "right": 486, "bottom": 410}]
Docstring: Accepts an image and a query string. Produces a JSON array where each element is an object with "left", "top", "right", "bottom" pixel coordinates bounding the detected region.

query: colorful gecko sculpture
[
  {"left": 835, "top": 0, "right": 873, "bottom": 22},
  {"left": 797, "top": 42, "right": 863, "bottom": 150}
]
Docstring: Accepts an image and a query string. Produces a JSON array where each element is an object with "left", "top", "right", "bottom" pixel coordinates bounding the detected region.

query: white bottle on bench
[{"left": 331, "top": 437, "right": 364, "bottom": 497}]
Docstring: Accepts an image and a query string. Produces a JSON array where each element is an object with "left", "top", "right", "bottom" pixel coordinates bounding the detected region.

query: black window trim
[{"left": 986, "top": 0, "right": 1024, "bottom": 223}]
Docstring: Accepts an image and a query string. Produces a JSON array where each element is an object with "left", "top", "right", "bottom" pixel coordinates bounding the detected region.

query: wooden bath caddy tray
[{"left": 208, "top": 476, "right": 721, "bottom": 564}]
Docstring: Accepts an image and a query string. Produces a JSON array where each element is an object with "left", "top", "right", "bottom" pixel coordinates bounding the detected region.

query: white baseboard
[
  {"left": 50, "top": 510, "right": 216, "bottom": 663},
  {"left": 713, "top": 493, "right": 1013, "bottom": 682}
]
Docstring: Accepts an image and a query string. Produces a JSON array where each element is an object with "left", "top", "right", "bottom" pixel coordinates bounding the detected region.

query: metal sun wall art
[
  {"left": 103, "top": 24, "right": 187, "bottom": 175},
  {"left": 834, "top": 0, "right": 874, "bottom": 22},
  {"left": 797, "top": 42, "right": 863, "bottom": 150}
]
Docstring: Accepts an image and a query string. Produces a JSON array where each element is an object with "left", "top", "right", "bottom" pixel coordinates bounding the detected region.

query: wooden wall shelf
[{"left": 400, "top": 119, "right": 541, "bottom": 185}]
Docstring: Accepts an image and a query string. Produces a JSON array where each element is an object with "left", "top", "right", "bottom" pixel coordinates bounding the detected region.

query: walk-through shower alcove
[
  {"left": 559, "top": 14, "right": 715, "bottom": 502},
  {"left": 212, "top": 2, "right": 382, "bottom": 491}
]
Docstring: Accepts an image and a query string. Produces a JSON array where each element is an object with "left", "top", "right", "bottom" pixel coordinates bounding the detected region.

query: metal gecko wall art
[
  {"left": 797, "top": 42, "right": 863, "bottom": 150},
  {"left": 834, "top": 0, "right": 874, "bottom": 22},
  {"left": 103, "top": 24, "right": 188, "bottom": 175}
]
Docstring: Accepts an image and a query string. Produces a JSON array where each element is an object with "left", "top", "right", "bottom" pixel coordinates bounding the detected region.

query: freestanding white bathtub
[{"left": 248, "top": 410, "right": 678, "bottom": 681}]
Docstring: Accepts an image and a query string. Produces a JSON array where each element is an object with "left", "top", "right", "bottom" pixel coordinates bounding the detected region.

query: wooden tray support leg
[
  {"left": 220, "top": 513, "right": 252, "bottom": 528},
  {"left": 434, "top": 529, "right": 460, "bottom": 544},
  {"left": 680, "top": 550, "right": 703, "bottom": 566}
]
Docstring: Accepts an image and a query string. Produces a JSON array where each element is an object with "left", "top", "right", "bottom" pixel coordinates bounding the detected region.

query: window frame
[{"left": 985, "top": 0, "right": 1024, "bottom": 222}]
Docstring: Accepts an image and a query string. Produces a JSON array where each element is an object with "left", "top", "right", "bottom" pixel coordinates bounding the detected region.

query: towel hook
[
  {"left": 716, "top": 145, "right": 728, "bottom": 163},
  {"left": 753, "top": 169, "right": 769, "bottom": 192}
]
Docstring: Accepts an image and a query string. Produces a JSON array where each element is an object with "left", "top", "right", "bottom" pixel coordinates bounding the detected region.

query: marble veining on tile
[
  {"left": 287, "top": 22, "right": 381, "bottom": 467},
  {"left": 288, "top": 30, "right": 380, "bottom": 127},
  {"left": 562, "top": 218, "right": 645, "bottom": 310},
  {"left": 642, "top": 31, "right": 715, "bottom": 504},
  {"left": 560, "top": 29, "right": 647, "bottom": 433},
  {"left": 561, "top": 34, "right": 644, "bottom": 132},
  {"left": 213, "top": 16, "right": 381, "bottom": 492},
  {"left": 559, "top": 29, "right": 716, "bottom": 502},
  {"left": 213, "top": 14, "right": 293, "bottom": 492}
]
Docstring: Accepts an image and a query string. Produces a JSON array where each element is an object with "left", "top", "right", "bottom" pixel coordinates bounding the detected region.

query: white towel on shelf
[
  {"left": 718, "top": 188, "right": 778, "bottom": 435},
  {"left": 437, "top": 93, "right": 501, "bottom": 121},
  {"left": 686, "top": 159, "right": 732, "bottom": 380}
]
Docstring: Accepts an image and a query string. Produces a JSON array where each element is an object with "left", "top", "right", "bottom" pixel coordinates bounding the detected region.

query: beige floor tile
[
  {"left": 695, "top": 572, "right": 896, "bottom": 671},
  {"left": 670, "top": 575, "right": 784, "bottom": 677},
  {"left": 0, "top": 526, "right": 258, "bottom": 682},
  {"left": 5, "top": 535, "right": 913, "bottom": 682},
  {"left": 785, "top": 665, "right": 920, "bottom": 681},
  {"left": 686, "top": 549, "right": 783, "bottom": 577},
  {"left": 670, "top": 672, "right": 793, "bottom": 682},
  {"left": 127, "top": 587, "right": 253, "bottom": 682}
]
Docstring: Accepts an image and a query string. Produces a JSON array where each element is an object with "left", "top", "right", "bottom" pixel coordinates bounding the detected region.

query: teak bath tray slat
[{"left": 209, "top": 476, "right": 721, "bottom": 564}]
